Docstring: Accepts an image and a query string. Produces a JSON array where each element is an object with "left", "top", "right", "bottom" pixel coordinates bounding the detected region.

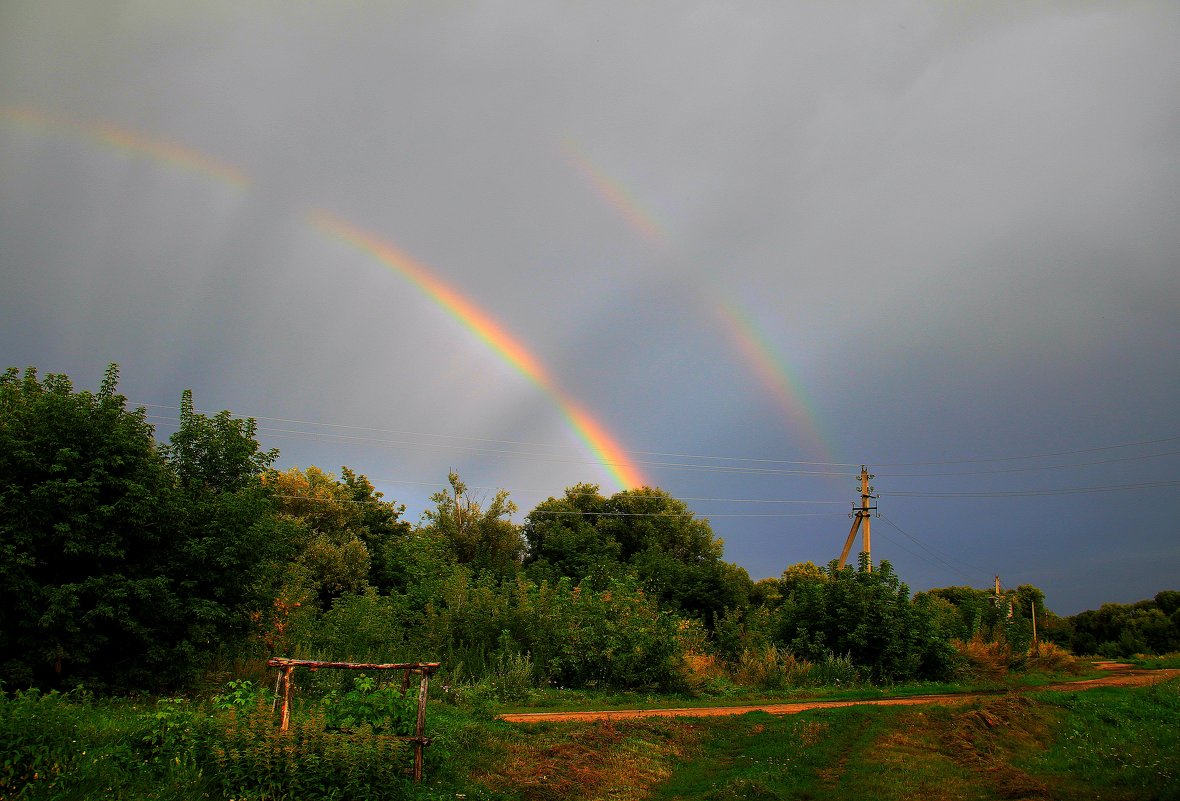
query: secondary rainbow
[
  {"left": 558, "top": 137, "right": 837, "bottom": 466},
  {"left": 562, "top": 140, "right": 666, "bottom": 246},
  {"left": 2, "top": 106, "right": 250, "bottom": 190},
  {"left": 713, "top": 297, "right": 836, "bottom": 466},
  {"left": 309, "top": 210, "right": 645, "bottom": 490}
]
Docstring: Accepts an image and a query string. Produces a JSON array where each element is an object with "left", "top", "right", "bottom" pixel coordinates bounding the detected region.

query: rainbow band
[
  {"left": 3, "top": 106, "right": 249, "bottom": 189},
  {"left": 560, "top": 135, "right": 834, "bottom": 466},
  {"left": 1, "top": 105, "right": 643, "bottom": 491},
  {"left": 562, "top": 140, "right": 666, "bottom": 246},
  {"left": 309, "top": 210, "right": 645, "bottom": 491},
  {"left": 714, "top": 298, "right": 834, "bottom": 465}
]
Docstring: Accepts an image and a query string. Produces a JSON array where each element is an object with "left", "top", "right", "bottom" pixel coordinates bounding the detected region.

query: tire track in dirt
[{"left": 499, "top": 667, "right": 1180, "bottom": 724}]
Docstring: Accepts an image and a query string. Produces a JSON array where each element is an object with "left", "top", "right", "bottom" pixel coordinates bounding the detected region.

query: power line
[
  {"left": 877, "top": 513, "right": 984, "bottom": 584},
  {"left": 266, "top": 492, "right": 844, "bottom": 519},
  {"left": 877, "top": 448, "right": 1180, "bottom": 478},
  {"left": 136, "top": 402, "right": 860, "bottom": 470},
  {"left": 885, "top": 479, "right": 1180, "bottom": 498},
  {"left": 138, "top": 399, "right": 1180, "bottom": 480},
  {"left": 143, "top": 410, "right": 853, "bottom": 478},
  {"left": 871, "top": 434, "right": 1180, "bottom": 467}
]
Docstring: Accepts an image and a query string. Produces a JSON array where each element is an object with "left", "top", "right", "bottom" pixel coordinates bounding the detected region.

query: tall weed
[
  {"left": 732, "top": 646, "right": 814, "bottom": 690},
  {"left": 952, "top": 635, "right": 1013, "bottom": 680}
]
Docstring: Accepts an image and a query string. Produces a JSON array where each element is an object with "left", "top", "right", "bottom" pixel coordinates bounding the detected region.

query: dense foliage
[
  {"left": 1068, "top": 592, "right": 1180, "bottom": 657},
  {"left": 2, "top": 364, "right": 1174, "bottom": 699}
]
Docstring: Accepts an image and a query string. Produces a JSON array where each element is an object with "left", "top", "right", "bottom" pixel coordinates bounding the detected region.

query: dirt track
[{"left": 499, "top": 664, "right": 1180, "bottom": 724}]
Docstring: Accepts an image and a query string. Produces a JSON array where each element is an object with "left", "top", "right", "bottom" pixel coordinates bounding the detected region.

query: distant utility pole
[{"left": 837, "top": 465, "right": 878, "bottom": 571}]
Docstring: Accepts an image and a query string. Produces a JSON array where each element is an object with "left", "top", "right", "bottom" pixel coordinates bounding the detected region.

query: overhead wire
[
  {"left": 138, "top": 401, "right": 1179, "bottom": 482},
  {"left": 884, "top": 479, "right": 1180, "bottom": 498},
  {"left": 875, "top": 448, "right": 1180, "bottom": 478},
  {"left": 876, "top": 513, "right": 984, "bottom": 584},
  {"left": 138, "top": 400, "right": 1178, "bottom": 534},
  {"left": 870, "top": 433, "right": 1180, "bottom": 467}
]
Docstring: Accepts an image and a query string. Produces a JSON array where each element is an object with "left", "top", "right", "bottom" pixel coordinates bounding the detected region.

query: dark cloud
[{"left": 2, "top": 0, "right": 1177, "bottom": 613}]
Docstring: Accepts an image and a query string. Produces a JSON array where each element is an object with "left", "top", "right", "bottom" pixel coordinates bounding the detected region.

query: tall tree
[
  {"left": 423, "top": 471, "right": 523, "bottom": 578},
  {"left": 161, "top": 389, "right": 277, "bottom": 493},
  {"left": 522, "top": 484, "right": 619, "bottom": 585},
  {"left": 524, "top": 485, "right": 749, "bottom": 625},
  {"left": 0, "top": 366, "right": 175, "bottom": 688}
]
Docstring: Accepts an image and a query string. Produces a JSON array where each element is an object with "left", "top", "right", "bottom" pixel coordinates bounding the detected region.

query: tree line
[{"left": 1, "top": 365, "right": 1175, "bottom": 693}]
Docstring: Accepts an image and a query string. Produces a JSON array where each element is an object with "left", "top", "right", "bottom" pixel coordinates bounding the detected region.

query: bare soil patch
[{"left": 499, "top": 667, "right": 1180, "bottom": 724}]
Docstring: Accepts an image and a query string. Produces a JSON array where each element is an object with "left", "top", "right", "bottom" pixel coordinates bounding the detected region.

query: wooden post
[
  {"left": 265, "top": 658, "right": 440, "bottom": 781},
  {"left": 413, "top": 669, "right": 431, "bottom": 783},
  {"left": 279, "top": 665, "right": 295, "bottom": 731}
]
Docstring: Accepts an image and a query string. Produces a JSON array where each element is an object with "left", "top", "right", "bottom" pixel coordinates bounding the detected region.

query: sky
[{"left": 1, "top": 0, "right": 1177, "bottom": 615}]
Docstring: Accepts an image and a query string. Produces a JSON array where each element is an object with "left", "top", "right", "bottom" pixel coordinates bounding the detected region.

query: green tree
[
  {"left": 596, "top": 488, "right": 747, "bottom": 625},
  {"left": 340, "top": 467, "right": 413, "bottom": 593},
  {"left": 155, "top": 390, "right": 298, "bottom": 672},
  {"left": 522, "top": 484, "right": 620, "bottom": 585},
  {"left": 524, "top": 485, "right": 747, "bottom": 625},
  {"left": 423, "top": 471, "right": 523, "bottom": 578},
  {"left": 266, "top": 466, "right": 376, "bottom": 608},
  {"left": 776, "top": 557, "right": 952, "bottom": 681},
  {"left": 160, "top": 389, "right": 277, "bottom": 493},
  {"left": 0, "top": 366, "right": 176, "bottom": 688}
]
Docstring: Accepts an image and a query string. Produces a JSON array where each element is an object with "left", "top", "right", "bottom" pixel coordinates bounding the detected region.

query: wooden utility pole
[{"left": 837, "top": 466, "right": 877, "bottom": 570}]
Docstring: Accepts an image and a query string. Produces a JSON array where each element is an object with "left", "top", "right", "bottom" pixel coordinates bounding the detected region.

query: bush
[
  {"left": 952, "top": 635, "right": 1013, "bottom": 680},
  {"left": 1025, "top": 642, "right": 1085, "bottom": 675}
]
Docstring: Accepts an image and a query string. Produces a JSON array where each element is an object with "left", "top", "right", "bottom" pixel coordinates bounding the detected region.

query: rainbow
[
  {"left": 713, "top": 297, "right": 835, "bottom": 465},
  {"left": 1, "top": 104, "right": 644, "bottom": 490},
  {"left": 558, "top": 138, "right": 836, "bottom": 465},
  {"left": 2, "top": 106, "right": 250, "bottom": 189},
  {"left": 561, "top": 140, "right": 666, "bottom": 246},
  {"left": 308, "top": 210, "right": 645, "bottom": 490}
]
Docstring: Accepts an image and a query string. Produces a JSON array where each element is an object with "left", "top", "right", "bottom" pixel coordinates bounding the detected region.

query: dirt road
[{"left": 499, "top": 664, "right": 1180, "bottom": 724}]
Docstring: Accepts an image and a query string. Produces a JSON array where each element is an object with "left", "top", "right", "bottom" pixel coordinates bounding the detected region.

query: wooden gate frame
[{"left": 266, "top": 658, "right": 441, "bottom": 782}]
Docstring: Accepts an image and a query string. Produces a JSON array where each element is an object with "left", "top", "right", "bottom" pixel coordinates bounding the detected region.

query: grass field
[{"left": 3, "top": 673, "right": 1176, "bottom": 800}]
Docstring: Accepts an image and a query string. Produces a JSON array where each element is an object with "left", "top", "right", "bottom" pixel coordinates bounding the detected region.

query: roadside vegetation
[{"left": 2, "top": 363, "right": 1178, "bottom": 799}]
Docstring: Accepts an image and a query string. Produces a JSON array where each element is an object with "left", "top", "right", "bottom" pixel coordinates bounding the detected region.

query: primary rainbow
[
  {"left": 309, "top": 210, "right": 645, "bottom": 490},
  {"left": 2, "top": 104, "right": 644, "bottom": 490}
]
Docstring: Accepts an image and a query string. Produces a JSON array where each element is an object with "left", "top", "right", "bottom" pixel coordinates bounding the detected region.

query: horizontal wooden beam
[{"left": 266, "top": 658, "right": 441, "bottom": 674}]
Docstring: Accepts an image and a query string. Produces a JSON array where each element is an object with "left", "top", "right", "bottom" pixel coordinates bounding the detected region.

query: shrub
[
  {"left": 1025, "top": 642, "right": 1085, "bottom": 675},
  {"left": 953, "top": 635, "right": 1013, "bottom": 680},
  {"left": 321, "top": 674, "right": 418, "bottom": 734}
]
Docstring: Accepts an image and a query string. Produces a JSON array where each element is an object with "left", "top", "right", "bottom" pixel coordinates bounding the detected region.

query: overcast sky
[{"left": 2, "top": 0, "right": 1177, "bottom": 614}]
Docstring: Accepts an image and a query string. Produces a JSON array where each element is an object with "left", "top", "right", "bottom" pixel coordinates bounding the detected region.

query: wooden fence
[{"left": 266, "top": 657, "right": 442, "bottom": 783}]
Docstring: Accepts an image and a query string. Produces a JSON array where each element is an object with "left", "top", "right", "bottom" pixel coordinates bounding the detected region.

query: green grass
[
  {"left": 6, "top": 674, "right": 1176, "bottom": 800},
  {"left": 647, "top": 707, "right": 914, "bottom": 800},
  {"left": 1126, "top": 652, "right": 1180, "bottom": 670},
  {"left": 1022, "top": 678, "right": 1180, "bottom": 800}
]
